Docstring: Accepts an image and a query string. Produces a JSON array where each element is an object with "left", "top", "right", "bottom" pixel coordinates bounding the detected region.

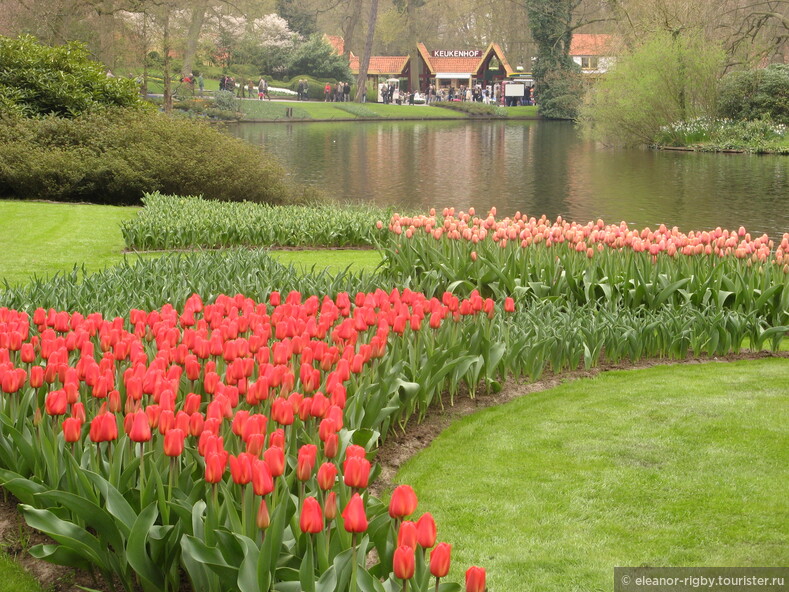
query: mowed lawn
[
  {"left": 396, "top": 359, "right": 789, "bottom": 591},
  {"left": 0, "top": 201, "right": 139, "bottom": 286},
  {"left": 0, "top": 200, "right": 381, "bottom": 287}
]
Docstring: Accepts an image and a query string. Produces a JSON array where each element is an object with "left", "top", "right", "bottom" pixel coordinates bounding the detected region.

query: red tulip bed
[{"left": 0, "top": 289, "right": 510, "bottom": 592}]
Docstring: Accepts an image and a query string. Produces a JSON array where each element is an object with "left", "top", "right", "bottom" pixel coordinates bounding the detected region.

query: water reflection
[{"left": 229, "top": 120, "right": 789, "bottom": 237}]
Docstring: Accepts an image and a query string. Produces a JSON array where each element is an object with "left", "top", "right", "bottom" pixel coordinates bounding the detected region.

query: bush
[
  {"left": 717, "top": 64, "right": 789, "bottom": 124},
  {"left": 580, "top": 30, "right": 725, "bottom": 146},
  {"left": 0, "top": 109, "right": 306, "bottom": 205},
  {"left": 0, "top": 35, "right": 142, "bottom": 117}
]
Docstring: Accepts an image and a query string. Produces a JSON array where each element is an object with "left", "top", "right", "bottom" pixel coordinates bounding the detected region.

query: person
[
  {"left": 343, "top": 81, "right": 351, "bottom": 102},
  {"left": 197, "top": 73, "right": 204, "bottom": 96},
  {"left": 302, "top": 79, "right": 309, "bottom": 101},
  {"left": 297, "top": 79, "right": 304, "bottom": 101},
  {"left": 324, "top": 82, "right": 332, "bottom": 102},
  {"left": 258, "top": 77, "right": 270, "bottom": 100}
]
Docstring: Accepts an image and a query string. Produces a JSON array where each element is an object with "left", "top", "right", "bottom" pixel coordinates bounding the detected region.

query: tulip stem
[
  {"left": 350, "top": 533, "right": 358, "bottom": 592},
  {"left": 434, "top": 576, "right": 440, "bottom": 592}
]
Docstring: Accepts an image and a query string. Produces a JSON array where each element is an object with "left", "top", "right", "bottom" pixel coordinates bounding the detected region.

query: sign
[{"left": 431, "top": 50, "right": 483, "bottom": 58}]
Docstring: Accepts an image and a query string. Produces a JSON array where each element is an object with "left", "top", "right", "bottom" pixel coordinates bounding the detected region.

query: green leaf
[
  {"left": 127, "top": 502, "right": 165, "bottom": 590},
  {"left": 300, "top": 540, "right": 316, "bottom": 592},
  {"left": 20, "top": 505, "right": 106, "bottom": 569}
]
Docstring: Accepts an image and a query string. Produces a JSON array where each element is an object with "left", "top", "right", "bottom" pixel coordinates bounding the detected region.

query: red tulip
[
  {"left": 341, "top": 493, "right": 368, "bottom": 533},
  {"left": 251, "top": 459, "right": 274, "bottom": 496},
  {"left": 128, "top": 411, "right": 152, "bottom": 442},
  {"left": 264, "top": 446, "right": 285, "bottom": 477},
  {"left": 45, "top": 389, "right": 68, "bottom": 416},
  {"left": 163, "top": 428, "right": 185, "bottom": 457},
  {"left": 324, "top": 491, "right": 338, "bottom": 520},
  {"left": 229, "top": 453, "right": 252, "bottom": 485},
  {"left": 324, "top": 433, "right": 339, "bottom": 459},
  {"left": 504, "top": 297, "right": 515, "bottom": 312},
  {"left": 204, "top": 452, "right": 226, "bottom": 483},
  {"left": 89, "top": 412, "right": 118, "bottom": 443},
  {"left": 317, "top": 462, "right": 337, "bottom": 491},
  {"left": 343, "top": 456, "right": 371, "bottom": 489},
  {"left": 465, "top": 566, "right": 486, "bottom": 592},
  {"left": 430, "top": 542, "right": 452, "bottom": 578},
  {"left": 416, "top": 512, "right": 437, "bottom": 548},
  {"left": 62, "top": 417, "right": 82, "bottom": 443},
  {"left": 299, "top": 497, "right": 323, "bottom": 534},
  {"left": 393, "top": 545, "right": 415, "bottom": 580},
  {"left": 398, "top": 520, "right": 417, "bottom": 550},
  {"left": 257, "top": 499, "right": 270, "bottom": 529},
  {"left": 389, "top": 484, "right": 418, "bottom": 519},
  {"left": 296, "top": 444, "right": 317, "bottom": 481}
]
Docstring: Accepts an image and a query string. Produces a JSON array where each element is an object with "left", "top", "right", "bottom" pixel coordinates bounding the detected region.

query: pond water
[{"left": 229, "top": 119, "right": 789, "bottom": 237}]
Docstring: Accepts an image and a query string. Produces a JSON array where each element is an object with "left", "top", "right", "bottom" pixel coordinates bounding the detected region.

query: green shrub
[
  {"left": 0, "top": 109, "right": 305, "bottom": 204},
  {"left": 0, "top": 35, "right": 142, "bottom": 117},
  {"left": 717, "top": 64, "right": 789, "bottom": 124}
]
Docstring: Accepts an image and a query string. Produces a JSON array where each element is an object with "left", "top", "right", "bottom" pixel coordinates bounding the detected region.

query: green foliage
[
  {"left": 717, "top": 64, "right": 789, "bottom": 124},
  {"left": 211, "top": 90, "right": 241, "bottom": 113},
  {"left": 285, "top": 35, "right": 351, "bottom": 82},
  {"left": 526, "top": 0, "right": 582, "bottom": 120},
  {"left": 0, "top": 35, "right": 142, "bottom": 118},
  {"left": 276, "top": 0, "right": 317, "bottom": 36},
  {"left": 120, "top": 193, "right": 392, "bottom": 250},
  {"left": 654, "top": 117, "right": 789, "bottom": 152},
  {"left": 0, "top": 110, "right": 301, "bottom": 205},
  {"left": 580, "top": 30, "right": 725, "bottom": 146}
]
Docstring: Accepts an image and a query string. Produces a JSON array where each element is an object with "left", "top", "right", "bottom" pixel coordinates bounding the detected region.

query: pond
[{"left": 229, "top": 119, "right": 789, "bottom": 237}]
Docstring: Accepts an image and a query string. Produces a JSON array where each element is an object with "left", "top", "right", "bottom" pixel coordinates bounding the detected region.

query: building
[
  {"left": 569, "top": 34, "right": 614, "bottom": 74},
  {"left": 327, "top": 36, "right": 515, "bottom": 92}
]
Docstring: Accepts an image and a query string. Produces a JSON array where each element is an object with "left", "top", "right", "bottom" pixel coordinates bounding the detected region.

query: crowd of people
[{"left": 324, "top": 81, "right": 353, "bottom": 102}]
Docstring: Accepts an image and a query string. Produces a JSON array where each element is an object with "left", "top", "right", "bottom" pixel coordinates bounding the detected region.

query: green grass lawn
[
  {"left": 396, "top": 359, "right": 789, "bottom": 591},
  {"left": 0, "top": 555, "right": 40, "bottom": 592},
  {"left": 240, "top": 99, "right": 469, "bottom": 121},
  {"left": 0, "top": 201, "right": 140, "bottom": 287}
]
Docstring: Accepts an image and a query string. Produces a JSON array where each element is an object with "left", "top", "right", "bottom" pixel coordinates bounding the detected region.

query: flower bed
[{"left": 0, "top": 289, "right": 509, "bottom": 590}]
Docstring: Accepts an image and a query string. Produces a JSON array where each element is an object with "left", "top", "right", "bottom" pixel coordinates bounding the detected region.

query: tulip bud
[
  {"left": 257, "top": 499, "right": 270, "bottom": 529},
  {"left": 341, "top": 493, "right": 368, "bottom": 533},
  {"left": 397, "top": 521, "right": 417, "bottom": 550},
  {"left": 393, "top": 545, "right": 415, "bottom": 580},
  {"left": 163, "top": 428, "right": 185, "bottom": 457},
  {"left": 429, "top": 542, "right": 452, "bottom": 578},
  {"left": 465, "top": 566, "right": 486, "bottom": 592},
  {"left": 389, "top": 484, "right": 418, "bottom": 519},
  {"left": 299, "top": 497, "right": 323, "bottom": 534},
  {"left": 324, "top": 491, "right": 338, "bottom": 520},
  {"left": 416, "top": 512, "right": 437, "bottom": 548},
  {"left": 317, "top": 462, "right": 337, "bottom": 491}
]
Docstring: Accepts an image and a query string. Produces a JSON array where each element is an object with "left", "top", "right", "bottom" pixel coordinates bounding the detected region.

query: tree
[
  {"left": 286, "top": 33, "right": 350, "bottom": 79},
  {"left": 355, "top": 0, "right": 379, "bottom": 101},
  {"left": 579, "top": 29, "right": 725, "bottom": 146},
  {"left": 276, "top": 0, "right": 317, "bottom": 36},
  {"left": 0, "top": 34, "right": 141, "bottom": 117},
  {"left": 526, "top": 0, "right": 584, "bottom": 119},
  {"left": 718, "top": 64, "right": 789, "bottom": 123}
]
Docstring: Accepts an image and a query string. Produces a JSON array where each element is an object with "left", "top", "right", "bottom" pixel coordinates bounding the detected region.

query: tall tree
[
  {"left": 355, "top": 0, "right": 379, "bottom": 101},
  {"left": 181, "top": 0, "right": 209, "bottom": 77}
]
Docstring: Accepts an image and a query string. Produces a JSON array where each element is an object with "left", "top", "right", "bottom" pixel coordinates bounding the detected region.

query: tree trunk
[
  {"left": 181, "top": 0, "right": 208, "bottom": 77},
  {"left": 355, "top": 0, "right": 379, "bottom": 102},
  {"left": 343, "top": 0, "right": 363, "bottom": 59},
  {"left": 162, "top": 5, "right": 172, "bottom": 113},
  {"left": 406, "top": 0, "right": 419, "bottom": 92}
]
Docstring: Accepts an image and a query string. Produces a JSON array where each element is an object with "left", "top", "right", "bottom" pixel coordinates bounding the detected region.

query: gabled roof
[
  {"left": 485, "top": 43, "right": 516, "bottom": 77},
  {"left": 417, "top": 42, "right": 514, "bottom": 76},
  {"left": 570, "top": 34, "right": 612, "bottom": 57},
  {"left": 349, "top": 54, "right": 410, "bottom": 76},
  {"left": 324, "top": 35, "right": 345, "bottom": 56}
]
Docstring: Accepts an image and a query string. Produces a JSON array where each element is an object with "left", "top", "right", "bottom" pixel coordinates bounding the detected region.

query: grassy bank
[{"left": 396, "top": 359, "right": 789, "bottom": 591}]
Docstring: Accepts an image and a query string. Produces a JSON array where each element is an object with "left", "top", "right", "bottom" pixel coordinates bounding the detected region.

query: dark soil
[{"left": 2, "top": 351, "right": 786, "bottom": 591}]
